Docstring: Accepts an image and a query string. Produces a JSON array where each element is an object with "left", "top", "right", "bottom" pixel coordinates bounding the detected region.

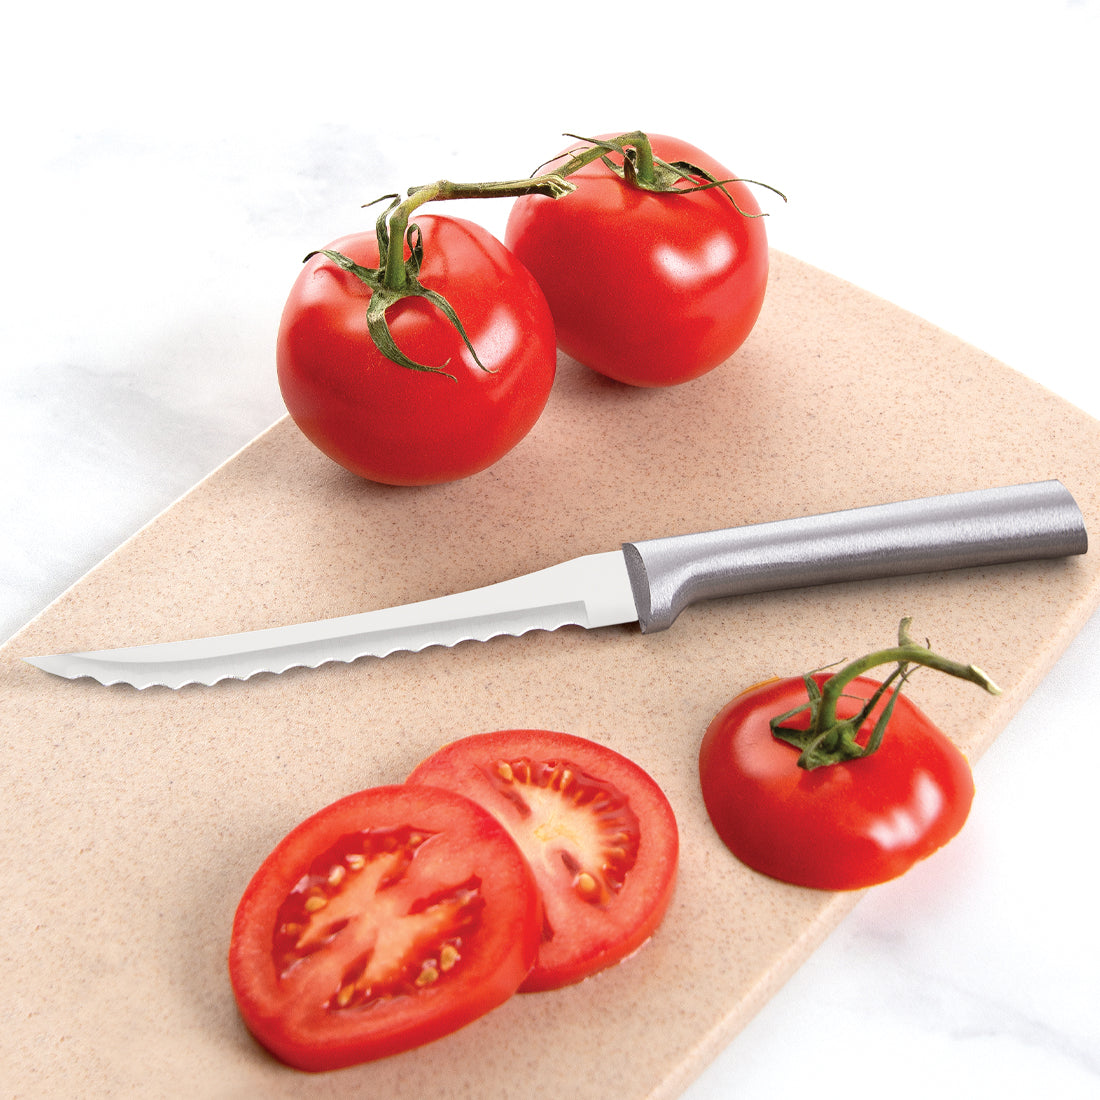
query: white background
[{"left": 3, "top": 2, "right": 1098, "bottom": 1095}]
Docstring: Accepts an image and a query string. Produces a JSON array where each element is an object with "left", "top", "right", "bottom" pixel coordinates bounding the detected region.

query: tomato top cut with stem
[
  {"left": 406, "top": 730, "right": 679, "bottom": 991},
  {"left": 505, "top": 133, "right": 771, "bottom": 387},
  {"left": 699, "top": 674, "right": 977, "bottom": 890},
  {"left": 276, "top": 215, "right": 556, "bottom": 486},
  {"left": 228, "top": 784, "right": 541, "bottom": 1071}
]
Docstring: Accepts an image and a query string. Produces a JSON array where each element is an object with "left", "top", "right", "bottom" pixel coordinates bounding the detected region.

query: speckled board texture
[{"left": 4, "top": 251, "right": 1100, "bottom": 1098}]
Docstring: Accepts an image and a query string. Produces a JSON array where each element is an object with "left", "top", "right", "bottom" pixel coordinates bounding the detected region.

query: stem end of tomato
[{"left": 771, "top": 619, "right": 1000, "bottom": 770}]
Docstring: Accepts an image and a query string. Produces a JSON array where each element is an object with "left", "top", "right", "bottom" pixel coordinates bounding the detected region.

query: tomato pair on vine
[
  {"left": 276, "top": 131, "right": 781, "bottom": 486},
  {"left": 228, "top": 729, "right": 678, "bottom": 1072}
]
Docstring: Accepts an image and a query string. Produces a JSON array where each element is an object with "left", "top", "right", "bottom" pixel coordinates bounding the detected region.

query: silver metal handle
[{"left": 622, "top": 480, "right": 1088, "bottom": 633}]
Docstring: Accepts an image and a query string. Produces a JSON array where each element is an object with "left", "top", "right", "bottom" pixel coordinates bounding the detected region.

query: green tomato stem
[
  {"left": 772, "top": 618, "right": 1002, "bottom": 770},
  {"left": 380, "top": 173, "right": 575, "bottom": 293},
  {"left": 814, "top": 627, "right": 1001, "bottom": 738},
  {"left": 548, "top": 131, "right": 786, "bottom": 214},
  {"left": 628, "top": 133, "right": 657, "bottom": 184},
  {"left": 549, "top": 131, "right": 657, "bottom": 184}
]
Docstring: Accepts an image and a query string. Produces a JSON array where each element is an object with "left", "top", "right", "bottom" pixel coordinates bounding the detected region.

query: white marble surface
[{"left": 4, "top": 2, "right": 1099, "bottom": 1096}]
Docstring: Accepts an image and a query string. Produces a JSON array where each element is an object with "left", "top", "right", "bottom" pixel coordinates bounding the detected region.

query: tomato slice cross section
[
  {"left": 407, "top": 730, "right": 679, "bottom": 991},
  {"left": 229, "top": 784, "right": 541, "bottom": 1071}
]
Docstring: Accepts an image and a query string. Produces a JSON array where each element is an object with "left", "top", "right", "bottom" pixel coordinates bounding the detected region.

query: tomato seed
[
  {"left": 415, "top": 964, "right": 440, "bottom": 986},
  {"left": 575, "top": 872, "right": 599, "bottom": 898}
]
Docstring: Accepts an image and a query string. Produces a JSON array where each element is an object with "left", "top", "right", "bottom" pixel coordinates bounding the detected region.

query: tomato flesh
[
  {"left": 505, "top": 134, "right": 769, "bottom": 387},
  {"left": 277, "top": 215, "right": 556, "bottom": 485},
  {"left": 699, "top": 675, "right": 975, "bottom": 890},
  {"left": 270, "top": 824, "right": 484, "bottom": 1011},
  {"left": 407, "top": 730, "right": 679, "bottom": 991},
  {"left": 229, "top": 785, "right": 540, "bottom": 1071}
]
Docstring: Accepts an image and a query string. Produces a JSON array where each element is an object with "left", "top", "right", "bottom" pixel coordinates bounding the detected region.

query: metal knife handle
[{"left": 621, "top": 480, "right": 1087, "bottom": 633}]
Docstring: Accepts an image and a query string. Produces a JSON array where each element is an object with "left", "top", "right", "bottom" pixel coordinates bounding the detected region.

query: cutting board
[{"left": 4, "top": 251, "right": 1100, "bottom": 1098}]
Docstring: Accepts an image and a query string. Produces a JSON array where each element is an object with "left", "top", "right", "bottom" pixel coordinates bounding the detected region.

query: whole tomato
[
  {"left": 277, "top": 215, "right": 556, "bottom": 486},
  {"left": 505, "top": 133, "right": 770, "bottom": 387}
]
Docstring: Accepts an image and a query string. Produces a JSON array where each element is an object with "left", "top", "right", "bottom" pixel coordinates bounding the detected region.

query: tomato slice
[
  {"left": 228, "top": 784, "right": 541, "bottom": 1071},
  {"left": 699, "top": 675, "right": 976, "bottom": 890},
  {"left": 406, "top": 730, "right": 679, "bottom": 991}
]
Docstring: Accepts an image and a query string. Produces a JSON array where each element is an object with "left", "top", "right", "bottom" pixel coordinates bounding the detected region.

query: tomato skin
[
  {"left": 505, "top": 134, "right": 769, "bottom": 387},
  {"left": 406, "top": 729, "right": 679, "bottom": 991},
  {"left": 276, "top": 215, "right": 556, "bottom": 485},
  {"left": 228, "top": 784, "right": 541, "bottom": 1071},
  {"left": 699, "top": 675, "right": 975, "bottom": 890}
]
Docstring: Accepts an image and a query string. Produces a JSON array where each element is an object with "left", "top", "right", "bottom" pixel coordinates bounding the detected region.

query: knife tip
[
  {"left": 23, "top": 652, "right": 132, "bottom": 687},
  {"left": 25, "top": 653, "right": 65, "bottom": 674}
]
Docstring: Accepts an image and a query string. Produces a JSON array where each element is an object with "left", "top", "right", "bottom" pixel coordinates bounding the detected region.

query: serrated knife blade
[{"left": 25, "top": 480, "right": 1087, "bottom": 689}]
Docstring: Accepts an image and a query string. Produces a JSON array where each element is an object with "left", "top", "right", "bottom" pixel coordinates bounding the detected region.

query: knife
[{"left": 25, "top": 480, "right": 1087, "bottom": 690}]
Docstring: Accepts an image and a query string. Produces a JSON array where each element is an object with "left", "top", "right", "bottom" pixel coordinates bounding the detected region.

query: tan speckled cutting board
[{"left": 4, "top": 252, "right": 1100, "bottom": 1098}]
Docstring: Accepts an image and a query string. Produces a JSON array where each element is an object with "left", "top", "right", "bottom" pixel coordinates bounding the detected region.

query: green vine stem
[
  {"left": 538, "top": 130, "right": 788, "bottom": 215},
  {"left": 387, "top": 174, "right": 575, "bottom": 292},
  {"left": 770, "top": 618, "right": 1002, "bottom": 770},
  {"left": 307, "top": 172, "right": 575, "bottom": 377}
]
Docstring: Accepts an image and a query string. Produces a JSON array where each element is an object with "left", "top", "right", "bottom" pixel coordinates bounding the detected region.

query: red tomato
[
  {"left": 228, "top": 784, "right": 541, "bottom": 1071},
  {"left": 505, "top": 134, "right": 769, "bottom": 387},
  {"left": 406, "top": 729, "right": 679, "bottom": 991},
  {"left": 699, "top": 675, "right": 975, "bottom": 890},
  {"left": 276, "top": 215, "right": 556, "bottom": 485}
]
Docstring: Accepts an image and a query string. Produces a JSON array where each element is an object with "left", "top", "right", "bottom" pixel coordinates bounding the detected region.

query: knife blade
[{"left": 25, "top": 480, "right": 1087, "bottom": 689}]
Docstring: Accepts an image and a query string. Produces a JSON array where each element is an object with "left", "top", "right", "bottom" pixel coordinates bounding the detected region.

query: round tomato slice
[
  {"left": 228, "top": 784, "right": 540, "bottom": 1071},
  {"left": 699, "top": 675, "right": 975, "bottom": 890},
  {"left": 406, "top": 730, "right": 679, "bottom": 992}
]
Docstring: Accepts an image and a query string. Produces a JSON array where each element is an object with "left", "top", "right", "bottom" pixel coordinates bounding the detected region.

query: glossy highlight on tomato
[
  {"left": 505, "top": 134, "right": 770, "bottom": 387},
  {"left": 699, "top": 675, "right": 975, "bottom": 890},
  {"left": 407, "top": 729, "right": 679, "bottom": 991},
  {"left": 228, "top": 784, "right": 540, "bottom": 1071},
  {"left": 277, "top": 215, "right": 556, "bottom": 486}
]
